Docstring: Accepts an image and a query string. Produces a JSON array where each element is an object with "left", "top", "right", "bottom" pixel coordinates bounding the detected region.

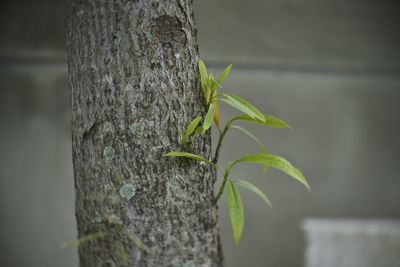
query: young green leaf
[
  {"left": 202, "top": 104, "right": 215, "bottom": 132},
  {"left": 213, "top": 101, "right": 221, "bottom": 133},
  {"left": 208, "top": 72, "right": 217, "bottom": 90},
  {"left": 217, "top": 64, "right": 233, "bottom": 85},
  {"left": 180, "top": 128, "right": 186, "bottom": 145},
  {"left": 220, "top": 93, "right": 265, "bottom": 122},
  {"left": 231, "top": 125, "right": 267, "bottom": 153},
  {"left": 232, "top": 114, "right": 291, "bottom": 129},
  {"left": 209, "top": 71, "right": 214, "bottom": 81},
  {"left": 232, "top": 153, "right": 310, "bottom": 191},
  {"left": 191, "top": 126, "right": 203, "bottom": 141},
  {"left": 226, "top": 180, "right": 244, "bottom": 245},
  {"left": 233, "top": 179, "right": 272, "bottom": 207},
  {"left": 206, "top": 88, "right": 212, "bottom": 104},
  {"left": 209, "top": 73, "right": 222, "bottom": 92},
  {"left": 198, "top": 60, "right": 209, "bottom": 95},
  {"left": 183, "top": 116, "right": 202, "bottom": 141},
  {"left": 207, "top": 72, "right": 221, "bottom": 130},
  {"left": 163, "top": 151, "right": 223, "bottom": 171}
]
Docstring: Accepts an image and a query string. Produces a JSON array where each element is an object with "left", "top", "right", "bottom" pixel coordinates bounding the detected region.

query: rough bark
[{"left": 66, "top": 1, "right": 223, "bottom": 266}]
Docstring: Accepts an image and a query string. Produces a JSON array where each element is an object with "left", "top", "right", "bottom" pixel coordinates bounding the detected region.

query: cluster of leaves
[
  {"left": 163, "top": 60, "right": 310, "bottom": 245},
  {"left": 179, "top": 60, "right": 229, "bottom": 146}
]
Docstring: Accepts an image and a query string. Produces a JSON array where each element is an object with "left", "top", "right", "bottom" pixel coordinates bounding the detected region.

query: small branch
[
  {"left": 212, "top": 119, "right": 233, "bottom": 164},
  {"left": 213, "top": 172, "right": 229, "bottom": 204}
]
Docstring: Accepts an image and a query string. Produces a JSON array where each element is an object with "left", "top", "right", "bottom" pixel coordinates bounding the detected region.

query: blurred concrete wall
[
  {"left": 302, "top": 219, "right": 400, "bottom": 267},
  {"left": 0, "top": 1, "right": 399, "bottom": 266}
]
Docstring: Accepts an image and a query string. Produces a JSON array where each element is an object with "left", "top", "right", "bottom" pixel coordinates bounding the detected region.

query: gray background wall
[{"left": 1, "top": 0, "right": 399, "bottom": 266}]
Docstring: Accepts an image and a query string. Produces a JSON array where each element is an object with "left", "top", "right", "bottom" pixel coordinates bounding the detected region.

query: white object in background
[{"left": 302, "top": 219, "right": 400, "bottom": 267}]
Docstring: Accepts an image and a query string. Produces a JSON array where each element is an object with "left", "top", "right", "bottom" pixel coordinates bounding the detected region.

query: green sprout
[{"left": 163, "top": 60, "right": 310, "bottom": 245}]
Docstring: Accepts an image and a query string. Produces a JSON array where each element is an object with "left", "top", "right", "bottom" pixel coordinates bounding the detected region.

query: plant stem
[
  {"left": 212, "top": 119, "right": 233, "bottom": 164},
  {"left": 213, "top": 172, "right": 229, "bottom": 204},
  {"left": 212, "top": 118, "right": 237, "bottom": 203}
]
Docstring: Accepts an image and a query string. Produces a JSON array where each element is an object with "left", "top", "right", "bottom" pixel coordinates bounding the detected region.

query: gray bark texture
[{"left": 66, "top": 1, "right": 223, "bottom": 266}]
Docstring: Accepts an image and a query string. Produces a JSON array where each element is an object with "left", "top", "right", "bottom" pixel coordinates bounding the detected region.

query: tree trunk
[{"left": 66, "top": 1, "right": 223, "bottom": 266}]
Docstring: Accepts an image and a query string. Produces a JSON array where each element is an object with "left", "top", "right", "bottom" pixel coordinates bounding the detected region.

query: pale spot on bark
[{"left": 119, "top": 184, "right": 136, "bottom": 200}]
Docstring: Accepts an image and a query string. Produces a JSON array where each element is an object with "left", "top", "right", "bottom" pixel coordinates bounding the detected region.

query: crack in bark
[{"left": 82, "top": 120, "right": 103, "bottom": 141}]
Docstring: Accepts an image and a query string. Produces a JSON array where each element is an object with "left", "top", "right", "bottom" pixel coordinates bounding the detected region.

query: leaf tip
[
  {"left": 300, "top": 175, "right": 311, "bottom": 191},
  {"left": 306, "top": 184, "right": 312, "bottom": 192},
  {"left": 302, "top": 179, "right": 311, "bottom": 192}
]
